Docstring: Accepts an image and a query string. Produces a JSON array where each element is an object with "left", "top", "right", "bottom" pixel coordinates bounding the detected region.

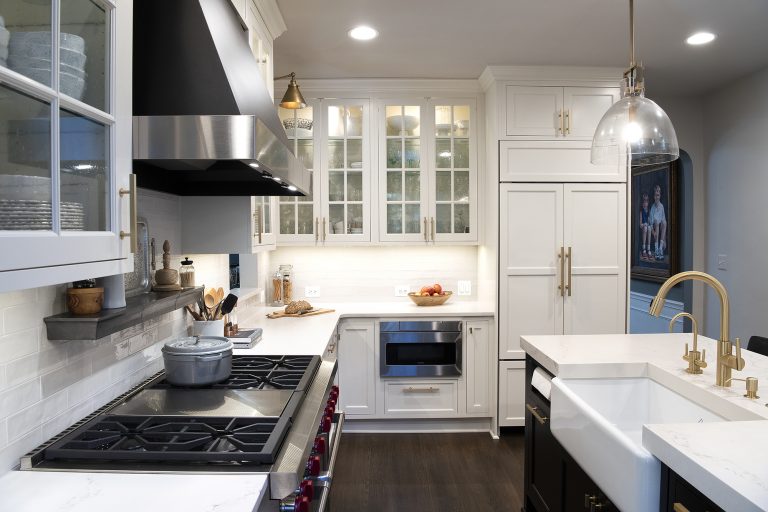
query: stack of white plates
[
  {"left": 7, "top": 31, "right": 87, "bottom": 100},
  {"left": 0, "top": 174, "right": 85, "bottom": 231},
  {"left": 0, "top": 199, "right": 85, "bottom": 231},
  {"left": 0, "top": 16, "right": 9, "bottom": 68}
]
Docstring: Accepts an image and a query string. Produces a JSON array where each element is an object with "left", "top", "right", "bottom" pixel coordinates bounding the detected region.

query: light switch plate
[
  {"left": 395, "top": 285, "right": 410, "bottom": 297},
  {"left": 457, "top": 280, "right": 471, "bottom": 296},
  {"left": 305, "top": 286, "right": 320, "bottom": 298}
]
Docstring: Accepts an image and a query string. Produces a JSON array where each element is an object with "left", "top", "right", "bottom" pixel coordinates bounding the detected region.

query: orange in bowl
[{"left": 407, "top": 291, "right": 452, "bottom": 306}]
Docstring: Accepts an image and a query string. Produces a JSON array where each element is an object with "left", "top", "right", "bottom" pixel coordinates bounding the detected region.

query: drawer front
[
  {"left": 500, "top": 140, "right": 625, "bottom": 183},
  {"left": 384, "top": 381, "right": 458, "bottom": 415}
]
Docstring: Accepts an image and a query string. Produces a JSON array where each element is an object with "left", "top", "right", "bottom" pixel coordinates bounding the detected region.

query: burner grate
[
  {"left": 44, "top": 415, "right": 290, "bottom": 464},
  {"left": 152, "top": 355, "right": 320, "bottom": 391}
]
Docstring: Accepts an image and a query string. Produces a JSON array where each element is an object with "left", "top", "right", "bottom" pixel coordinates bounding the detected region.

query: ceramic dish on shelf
[
  {"left": 407, "top": 291, "right": 452, "bottom": 306},
  {"left": 282, "top": 117, "right": 312, "bottom": 131},
  {"left": 0, "top": 27, "right": 10, "bottom": 47},
  {"left": 8, "top": 41, "right": 87, "bottom": 68},
  {"left": 292, "top": 127, "right": 313, "bottom": 138},
  {"left": 386, "top": 114, "right": 419, "bottom": 135},
  {"left": 6, "top": 56, "right": 86, "bottom": 79},
  {"left": 435, "top": 123, "right": 452, "bottom": 136},
  {"left": 10, "top": 31, "right": 85, "bottom": 52}
]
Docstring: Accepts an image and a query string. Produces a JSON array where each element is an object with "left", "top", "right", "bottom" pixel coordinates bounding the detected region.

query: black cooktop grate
[
  {"left": 152, "top": 355, "right": 321, "bottom": 391},
  {"left": 44, "top": 414, "right": 292, "bottom": 464}
]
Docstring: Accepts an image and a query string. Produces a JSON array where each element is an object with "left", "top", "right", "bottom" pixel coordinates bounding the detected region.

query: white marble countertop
[
  {"left": 236, "top": 300, "right": 494, "bottom": 356},
  {"left": 521, "top": 333, "right": 768, "bottom": 511},
  {"left": 0, "top": 471, "right": 267, "bottom": 512}
]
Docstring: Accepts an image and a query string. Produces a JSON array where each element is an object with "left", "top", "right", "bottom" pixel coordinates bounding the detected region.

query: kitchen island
[{"left": 522, "top": 333, "right": 768, "bottom": 512}]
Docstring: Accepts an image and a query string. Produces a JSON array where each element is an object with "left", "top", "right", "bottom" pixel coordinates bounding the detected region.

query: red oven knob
[
  {"left": 332, "top": 385, "right": 339, "bottom": 392},
  {"left": 320, "top": 414, "right": 332, "bottom": 433},
  {"left": 294, "top": 496, "right": 310, "bottom": 512},
  {"left": 299, "top": 479, "right": 314, "bottom": 500},
  {"left": 324, "top": 404, "right": 335, "bottom": 416},
  {"left": 327, "top": 398, "right": 337, "bottom": 410},
  {"left": 306, "top": 455, "right": 321, "bottom": 476},
  {"left": 313, "top": 436, "right": 327, "bottom": 455}
]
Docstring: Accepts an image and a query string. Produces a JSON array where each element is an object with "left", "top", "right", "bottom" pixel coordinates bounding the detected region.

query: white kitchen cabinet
[
  {"left": 465, "top": 320, "right": 492, "bottom": 416},
  {"left": 180, "top": 196, "right": 276, "bottom": 254},
  {"left": 383, "top": 380, "right": 458, "bottom": 416},
  {"left": 245, "top": 1, "right": 273, "bottom": 100},
  {"left": 504, "top": 86, "right": 619, "bottom": 139},
  {"left": 0, "top": 0, "right": 134, "bottom": 292},
  {"left": 377, "top": 99, "right": 478, "bottom": 244},
  {"left": 499, "top": 140, "right": 625, "bottom": 182},
  {"left": 498, "top": 360, "right": 526, "bottom": 426},
  {"left": 499, "top": 183, "right": 626, "bottom": 357},
  {"left": 337, "top": 319, "right": 376, "bottom": 416}
]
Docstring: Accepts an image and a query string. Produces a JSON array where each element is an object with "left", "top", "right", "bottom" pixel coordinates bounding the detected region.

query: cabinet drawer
[
  {"left": 500, "top": 140, "right": 625, "bottom": 182},
  {"left": 384, "top": 381, "right": 458, "bottom": 415}
]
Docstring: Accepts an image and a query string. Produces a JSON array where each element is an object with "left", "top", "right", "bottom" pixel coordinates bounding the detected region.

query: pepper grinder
[{"left": 152, "top": 240, "right": 181, "bottom": 291}]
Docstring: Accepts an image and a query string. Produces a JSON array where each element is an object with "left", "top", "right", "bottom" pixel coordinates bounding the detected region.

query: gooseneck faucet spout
[{"left": 649, "top": 271, "right": 743, "bottom": 386}]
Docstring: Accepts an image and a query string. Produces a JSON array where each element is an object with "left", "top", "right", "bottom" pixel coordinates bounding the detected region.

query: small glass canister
[
  {"left": 271, "top": 269, "right": 284, "bottom": 306},
  {"left": 179, "top": 257, "right": 195, "bottom": 288},
  {"left": 279, "top": 264, "right": 293, "bottom": 302}
]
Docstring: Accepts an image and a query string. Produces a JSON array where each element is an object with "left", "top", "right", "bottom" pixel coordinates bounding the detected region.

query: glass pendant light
[{"left": 591, "top": 0, "right": 679, "bottom": 166}]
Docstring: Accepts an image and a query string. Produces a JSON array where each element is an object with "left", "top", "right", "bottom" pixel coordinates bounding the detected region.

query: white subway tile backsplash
[
  {"left": 0, "top": 419, "right": 7, "bottom": 451},
  {"left": 0, "top": 329, "right": 38, "bottom": 365},
  {"left": 5, "top": 349, "right": 67, "bottom": 388},
  {"left": 7, "top": 390, "right": 69, "bottom": 442},
  {"left": 67, "top": 368, "right": 111, "bottom": 407},
  {"left": 3, "top": 303, "right": 41, "bottom": 335},
  {"left": 41, "top": 357, "right": 92, "bottom": 398},
  {"left": 0, "top": 379, "right": 41, "bottom": 421},
  {"left": 0, "top": 289, "right": 35, "bottom": 310},
  {"left": 0, "top": 426, "right": 42, "bottom": 472}
]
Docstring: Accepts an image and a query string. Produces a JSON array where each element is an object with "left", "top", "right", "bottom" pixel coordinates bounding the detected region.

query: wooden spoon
[
  {"left": 204, "top": 293, "right": 217, "bottom": 319},
  {"left": 216, "top": 287, "right": 225, "bottom": 303}
]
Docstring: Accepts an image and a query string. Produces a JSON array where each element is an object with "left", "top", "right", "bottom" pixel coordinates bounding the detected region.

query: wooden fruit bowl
[{"left": 407, "top": 291, "right": 452, "bottom": 306}]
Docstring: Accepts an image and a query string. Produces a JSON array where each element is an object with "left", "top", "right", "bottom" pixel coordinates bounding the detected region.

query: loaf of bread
[{"left": 285, "top": 300, "right": 312, "bottom": 314}]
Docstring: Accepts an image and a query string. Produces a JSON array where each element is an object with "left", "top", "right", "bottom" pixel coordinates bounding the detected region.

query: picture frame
[{"left": 630, "top": 161, "right": 680, "bottom": 282}]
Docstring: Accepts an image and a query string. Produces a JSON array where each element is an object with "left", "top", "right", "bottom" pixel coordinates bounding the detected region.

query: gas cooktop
[{"left": 32, "top": 355, "right": 321, "bottom": 468}]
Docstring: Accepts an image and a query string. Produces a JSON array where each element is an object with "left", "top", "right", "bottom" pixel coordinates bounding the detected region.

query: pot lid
[{"left": 162, "top": 336, "right": 233, "bottom": 355}]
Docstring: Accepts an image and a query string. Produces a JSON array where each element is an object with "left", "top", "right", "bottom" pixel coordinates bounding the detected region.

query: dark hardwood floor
[{"left": 329, "top": 430, "right": 525, "bottom": 512}]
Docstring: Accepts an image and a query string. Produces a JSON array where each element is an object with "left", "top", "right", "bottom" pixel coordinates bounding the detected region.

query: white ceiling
[{"left": 273, "top": 0, "right": 768, "bottom": 96}]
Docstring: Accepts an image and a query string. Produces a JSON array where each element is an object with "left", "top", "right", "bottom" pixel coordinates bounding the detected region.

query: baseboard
[{"left": 342, "top": 417, "right": 493, "bottom": 434}]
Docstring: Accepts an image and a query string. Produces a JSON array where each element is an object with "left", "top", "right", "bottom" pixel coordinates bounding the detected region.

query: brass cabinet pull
[
  {"left": 423, "top": 217, "right": 428, "bottom": 241},
  {"left": 119, "top": 174, "right": 137, "bottom": 253},
  {"left": 430, "top": 217, "right": 436, "bottom": 241},
  {"left": 672, "top": 503, "right": 690, "bottom": 512},
  {"left": 557, "top": 110, "right": 563, "bottom": 135},
  {"left": 315, "top": 217, "right": 319, "bottom": 242},
  {"left": 253, "top": 205, "right": 262, "bottom": 244},
  {"left": 565, "top": 109, "right": 571, "bottom": 135},
  {"left": 526, "top": 403, "right": 548, "bottom": 424},
  {"left": 322, "top": 217, "right": 327, "bottom": 241},
  {"left": 584, "top": 494, "right": 597, "bottom": 509},
  {"left": 558, "top": 247, "right": 565, "bottom": 297},
  {"left": 567, "top": 246, "right": 572, "bottom": 296},
  {"left": 404, "top": 386, "right": 438, "bottom": 393}
]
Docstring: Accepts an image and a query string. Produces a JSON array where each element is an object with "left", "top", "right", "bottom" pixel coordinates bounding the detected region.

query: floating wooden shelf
[{"left": 44, "top": 287, "right": 202, "bottom": 341}]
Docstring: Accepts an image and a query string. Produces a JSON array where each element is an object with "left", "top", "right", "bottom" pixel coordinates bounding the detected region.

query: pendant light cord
[{"left": 629, "top": 0, "right": 635, "bottom": 68}]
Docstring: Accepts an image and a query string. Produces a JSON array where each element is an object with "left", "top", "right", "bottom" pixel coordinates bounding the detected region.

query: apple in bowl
[{"left": 410, "top": 283, "right": 452, "bottom": 306}]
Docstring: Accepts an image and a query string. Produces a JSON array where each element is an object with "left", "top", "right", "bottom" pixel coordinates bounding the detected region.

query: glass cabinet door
[
  {"left": 276, "top": 101, "right": 320, "bottom": 243},
  {"left": 251, "top": 196, "right": 275, "bottom": 249},
  {"left": 379, "top": 102, "right": 427, "bottom": 242},
  {"left": 322, "top": 100, "right": 369, "bottom": 242},
  {"left": 430, "top": 101, "right": 477, "bottom": 242},
  {"left": 0, "top": 0, "right": 127, "bottom": 278}
]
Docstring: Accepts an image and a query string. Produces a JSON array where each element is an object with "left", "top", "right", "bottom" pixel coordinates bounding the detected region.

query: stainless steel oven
[{"left": 379, "top": 321, "right": 462, "bottom": 378}]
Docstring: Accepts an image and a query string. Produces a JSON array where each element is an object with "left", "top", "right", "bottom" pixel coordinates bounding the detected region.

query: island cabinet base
[
  {"left": 524, "top": 355, "right": 617, "bottom": 512},
  {"left": 660, "top": 465, "right": 724, "bottom": 512}
]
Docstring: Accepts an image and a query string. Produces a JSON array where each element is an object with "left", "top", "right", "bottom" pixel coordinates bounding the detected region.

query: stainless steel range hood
[{"left": 132, "top": 0, "right": 309, "bottom": 196}]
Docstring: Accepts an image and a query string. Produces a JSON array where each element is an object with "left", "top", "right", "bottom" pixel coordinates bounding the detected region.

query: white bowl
[
  {"left": 0, "top": 175, "right": 52, "bottom": 202},
  {"left": 386, "top": 114, "right": 420, "bottom": 134},
  {"left": 11, "top": 31, "right": 85, "bottom": 52},
  {"left": 0, "top": 44, "right": 8, "bottom": 61},
  {"left": 60, "top": 73, "right": 86, "bottom": 99},
  {"left": 9, "top": 42, "right": 87, "bottom": 68},
  {"left": 9, "top": 66, "right": 51, "bottom": 85},
  {"left": 0, "top": 27, "right": 9, "bottom": 47},
  {"left": 7, "top": 56, "right": 86, "bottom": 78}
]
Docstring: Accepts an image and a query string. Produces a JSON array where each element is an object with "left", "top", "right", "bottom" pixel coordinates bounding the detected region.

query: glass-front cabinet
[
  {"left": 378, "top": 98, "right": 477, "bottom": 243},
  {"left": 277, "top": 98, "right": 370, "bottom": 244},
  {"left": 0, "top": 0, "right": 132, "bottom": 290}
]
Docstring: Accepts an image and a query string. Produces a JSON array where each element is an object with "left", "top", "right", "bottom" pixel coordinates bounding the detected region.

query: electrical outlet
[
  {"left": 457, "top": 280, "right": 472, "bottom": 296},
  {"left": 395, "top": 285, "right": 410, "bottom": 297},
  {"left": 305, "top": 286, "right": 320, "bottom": 298},
  {"left": 717, "top": 254, "right": 727, "bottom": 270}
]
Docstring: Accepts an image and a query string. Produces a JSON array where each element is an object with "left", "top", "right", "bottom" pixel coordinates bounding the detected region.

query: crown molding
[{"left": 253, "top": 0, "right": 287, "bottom": 40}]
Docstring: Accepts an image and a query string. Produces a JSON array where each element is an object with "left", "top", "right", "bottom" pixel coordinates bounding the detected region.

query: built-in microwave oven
[{"left": 379, "top": 321, "right": 462, "bottom": 378}]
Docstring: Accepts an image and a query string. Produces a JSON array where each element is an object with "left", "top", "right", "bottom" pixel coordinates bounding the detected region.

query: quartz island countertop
[{"left": 521, "top": 333, "right": 768, "bottom": 512}]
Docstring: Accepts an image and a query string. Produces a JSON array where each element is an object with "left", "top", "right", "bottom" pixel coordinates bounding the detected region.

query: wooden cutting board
[{"left": 266, "top": 308, "right": 336, "bottom": 319}]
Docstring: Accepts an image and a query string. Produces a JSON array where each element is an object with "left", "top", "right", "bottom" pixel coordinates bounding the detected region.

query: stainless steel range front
[
  {"left": 380, "top": 320, "right": 463, "bottom": 378},
  {"left": 20, "top": 355, "right": 343, "bottom": 512}
]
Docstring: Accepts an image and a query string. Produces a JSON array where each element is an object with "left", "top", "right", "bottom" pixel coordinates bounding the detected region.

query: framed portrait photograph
[{"left": 631, "top": 161, "right": 680, "bottom": 282}]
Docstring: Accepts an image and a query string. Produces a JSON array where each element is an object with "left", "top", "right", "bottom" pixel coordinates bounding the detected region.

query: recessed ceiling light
[
  {"left": 686, "top": 32, "right": 716, "bottom": 45},
  {"left": 348, "top": 25, "right": 378, "bottom": 41}
]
